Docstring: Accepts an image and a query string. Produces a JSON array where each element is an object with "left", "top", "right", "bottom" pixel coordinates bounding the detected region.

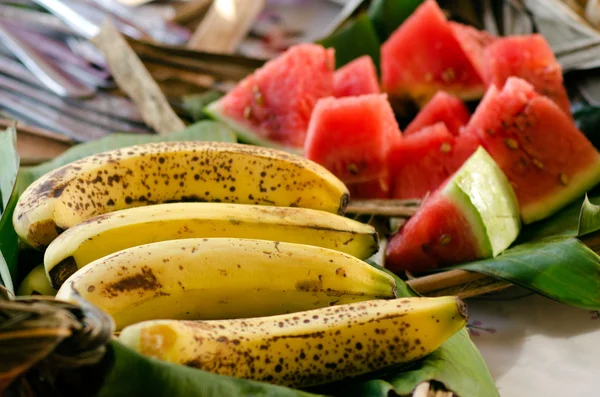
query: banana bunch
[
  {"left": 14, "top": 141, "right": 349, "bottom": 249},
  {"left": 14, "top": 140, "right": 468, "bottom": 389},
  {"left": 55, "top": 238, "right": 397, "bottom": 330},
  {"left": 119, "top": 296, "right": 467, "bottom": 387},
  {"left": 44, "top": 202, "right": 378, "bottom": 288}
]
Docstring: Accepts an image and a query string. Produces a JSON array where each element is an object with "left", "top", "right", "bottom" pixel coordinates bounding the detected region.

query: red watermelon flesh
[
  {"left": 206, "top": 44, "right": 334, "bottom": 148},
  {"left": 333, "top": 55, "right": 381, "bottom": 98},
  {"left": 386, "top": 190, "right": 484, "bottom": 272},
  {"left": 484, "top": 34, "right": 572, "bottom": 117},
  {"left": 449, "top": 22, "right": 496, "bottom": 81},
  {"left": 404, "top": 91, "right": 471, "bottom": 136},
  {"left": 381, "top": 0, "right": 486, "bottom": 106},
  {"left": 464, "top": 77, "right": 600, "bottom": 223},
  {"left": 304, "top": 94, "right": 401, "bottom": 196},
  {"left": 390, "top": 123, "right": 480, "bottom": 199}
]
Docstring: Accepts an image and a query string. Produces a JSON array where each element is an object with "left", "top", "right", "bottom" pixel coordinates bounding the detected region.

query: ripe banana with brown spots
[
  {"left": 44, "top": 202, "right": 379, "bottom": 289},
  {"left": 13, "top": 141, "right": 349, "bottom": 249},
  {"left": 119, "top": 296, "right": 467, "bottom": 388},
  {"left": 55, "top": 238, "right": 397, "bottom": 330}
]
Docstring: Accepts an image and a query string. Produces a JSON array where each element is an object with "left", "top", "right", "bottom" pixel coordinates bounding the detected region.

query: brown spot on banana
[
  {"left": 103, "top": 266, "right": 163, "bottom": 297},
  {"left": 49, "top": 256, "right": 78, "bottom": 289}
]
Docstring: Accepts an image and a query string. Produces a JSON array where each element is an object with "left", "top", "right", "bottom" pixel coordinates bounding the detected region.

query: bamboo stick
[
  {"left": 187, "top": 0, "right": 266, "bottom": 53},
  {"left": 346, "top": 199, "right": 421, "bottom": 217},
  {"left": 407, "top": 269, "right": 512, "bottom": 299}
]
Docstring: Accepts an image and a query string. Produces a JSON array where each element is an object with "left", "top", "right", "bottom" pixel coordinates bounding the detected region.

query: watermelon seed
[
  {"left": 532, "top": 159, "right": 544, "bottom": 170},
  {"left": 439, "top": 234, "right": 451, "bottom": 246},
  {"left": 243, "top": 106, "right": 252, "bottom": 120},
  {"left": 253, "top": 86, "right": 265, "bottom": 106},
  {"left": 485, "top": 129, "right": 495, "bottom": 136},
  {"left": 441, "top": 68, "right": 455, "bottom": 83},
  {"left": 559, "top": 173, "right": 569, "bottom": 186},
  {"left": 504, "top": 138, "right": 519, "bottom": 150},
  {"left": 440, "top": 142, "right": 452, "bottom": 153},
  {"left": 348, "top": 164, "right": 359, "bottom": 175}
]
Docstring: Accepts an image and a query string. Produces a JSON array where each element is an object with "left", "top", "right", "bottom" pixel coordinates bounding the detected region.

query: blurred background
[{"left": 2, "top": 0, "right": 600, "bottom": 163}]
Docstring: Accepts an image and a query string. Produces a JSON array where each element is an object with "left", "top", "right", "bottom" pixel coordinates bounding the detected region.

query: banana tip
[{"left": 456, "top": 297, "right": 468, "bottom": 321}]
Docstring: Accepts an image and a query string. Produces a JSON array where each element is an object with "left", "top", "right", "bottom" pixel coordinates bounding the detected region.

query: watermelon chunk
[
  {"left": 464, "top": 77, "right": 600, "bottom": 223},
  {"left": 386, "top": 147, "right": 521, "bottom": 273},
  {"left": 381, "top": 0, "right": 487, "bottom": 106},
  {"left": 484, "top": 34, "right": 571, "bottom": 117},
  {"left": 404, "top": 91, "right": 470, "bottom": 136},
  {"left": 449, "top": 22, "right": 495, "bottom": 81},
  {"left": 206, "top": 44, "right": 335, "bottom": 149},
  {"left": 390, "top": 123, "right": 480, "bottom": 199},
  {"left": 333, "top": 55, "right": 381, "bottom": 98},
  {"left": 304, "top": 94, "right": 401, "bottom": 198}
]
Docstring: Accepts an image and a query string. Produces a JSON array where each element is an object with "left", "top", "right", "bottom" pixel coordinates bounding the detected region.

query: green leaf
[
  {"left": 19, "top": 121, "right": 237, "bottom": 192},
  {"left": 96, "top": 341, "right": 322, "bottom": 397},
  {"left": 367, "top": 0, "right": 422, "bottom": 42},
  {"left": 183, "top": 91, "right": 224, "bottom": 122},
  {"left": 459, "top": 238, "right": 600, "bottom": 309},
  {"left": 0, "top": 126, "right": 19, "bottom": 293},
  {"left": 0, "top": 126, "right": 18, "bottom": 214},
  {"left": 318, "top": 14, "right": 381, "bottom": 70},
  {"left": 579, "top": 195, "right": 600, "bottom": 237},
  {"left": 343, "top": 330, "right": 498, "bottom": 397}
]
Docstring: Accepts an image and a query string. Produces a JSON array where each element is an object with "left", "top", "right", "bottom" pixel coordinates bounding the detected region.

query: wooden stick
[
  {"left": 346, "top": 199, "right": 421, "bottom": 217},
  {"left": 407, "top": 270, "right": 512, "bottom": 299},
  {"left": 187, "top": 0, "right": 266, "bottom": 53},
  {"left": 91, "top": 21, "right": 186, "bottom": 135}
]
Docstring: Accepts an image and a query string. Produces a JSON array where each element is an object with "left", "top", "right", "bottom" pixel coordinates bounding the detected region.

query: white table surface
[{"left": 467, "top": 288, "right": 600, "bottom": 396}]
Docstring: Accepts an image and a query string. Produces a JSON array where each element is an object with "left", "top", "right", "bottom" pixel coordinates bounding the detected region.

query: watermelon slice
[
  {"left": 484, "top": 34, "right": 572, "bottom": 117},
  {"left": 464, "top": 77, "right": 600, "bottom": 224},
  {"left": 381, "top": 0, "right": 487, "bottom": 106},
  {"left": 205, "top": 44, "right": 335, "bottom": 149},
  {"left": 390, "top": 123, "right": 480, "bottom": 199},
  {"left": 404, "top": 91, "right": 470, "bottom": 136},
  {"left": 449, "top": 22, "right": 495, "bottom": 81},
  {"left": 304, "top": 94, "right": 401, "bottom": 198},
  {"left": 386, "top": 147, "right": 521, "bottom": 273},
  {"left": 333, "top": 55, "right": 381, "bottom": 98}
]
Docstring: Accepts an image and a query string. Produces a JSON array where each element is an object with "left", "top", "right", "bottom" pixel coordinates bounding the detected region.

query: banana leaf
[
  {"left": 458, "top": 238, "right": 600, "bottom": 309},
  {"left": 0, "top": 126, "right": 19, "bottom": 293},
  {"left": 579, "top": 195, "right": 600, "bottom": 236},
  {"left": 93, "top": 342, "right": 321, "bottom": 397},
  {"left": 339, "top": 329, "right": 497, "bottom": 397},
  {"left": 183, "top": 91, "right": 224, "bottom": 122},
  {"left": 18, "top": 121, "right": 237, "bottom": 192},
  {"left": 367, "top": 0, "right": 422, "bottom": 42},
  {"left": 318, "top": 14, "right": 381, "bottom": 71}
]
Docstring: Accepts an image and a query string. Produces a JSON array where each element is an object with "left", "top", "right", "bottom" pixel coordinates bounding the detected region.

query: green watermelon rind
[
  {"left": 451, "top": 147, "right": 521, "bottom": 255},
  {"left": 523, "top": 157, "right": 600, "bottom": 224},
  {"left": 442, "top": 180, "right": 494, "bottom": 259},
  {"left": 441, "top": 147, "right": 521, "bottom": 258},
  {"left": 204, "top": 100, "right": 304, "bottom": 156}
]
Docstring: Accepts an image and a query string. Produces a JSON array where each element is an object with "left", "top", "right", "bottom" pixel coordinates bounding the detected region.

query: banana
[
  {"left": 119, "top": 296, "right": 467, "bottom": 388},
  {"left": 14, "top": 142, "right": 349, "bottom": 249},
  {"left": 17, "top": 264, "right": 57, "bottom": 296},
  {"left": 55, "top": 238, "right": 397, "bottom": 330},
  {"left": 45, "top": 203, "right": 379, "bottom": 289}
]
